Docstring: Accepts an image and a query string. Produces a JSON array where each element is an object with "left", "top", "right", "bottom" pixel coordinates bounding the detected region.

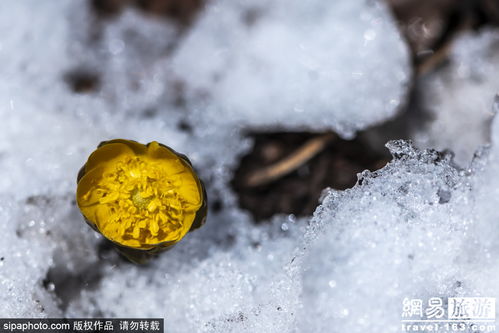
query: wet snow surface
[{"left": 1, "top": 1, "right": 499, "bottom": 332}]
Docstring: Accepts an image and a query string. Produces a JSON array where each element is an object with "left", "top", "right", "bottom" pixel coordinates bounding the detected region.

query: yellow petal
[
  {"left": 76, "top": 139, "right": 206, "bottom": 250},
  {"left": 85, "top": 142, "right": 135, "bottom": 173}
]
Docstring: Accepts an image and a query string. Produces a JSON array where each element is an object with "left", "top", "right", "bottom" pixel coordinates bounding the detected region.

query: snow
[
  {"left": 2, "top": 0, "right": 499, "bottom": 333},
  {"left": 300, "top": 141, "right": 468, "bottom": 332},
  {"left": 297, "top": 111, "right": 499, "bottom": 332},
  {"left": 171, "top": 0, "right": 411, "bottom": 138},
  {"left": 412, "top": 29, "right": 499, "bottom": 166}
]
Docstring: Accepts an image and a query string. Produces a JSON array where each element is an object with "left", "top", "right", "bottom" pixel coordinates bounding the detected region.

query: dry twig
[{"left": 245, "top": 133, "right": 336, "bottom": 187}]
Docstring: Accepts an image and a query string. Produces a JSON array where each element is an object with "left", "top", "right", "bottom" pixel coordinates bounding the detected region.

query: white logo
[
  {"left": 401, "top": 297, "right": 496, "bottom": 332},
  {"left": 448, "top": 297, "right": 495, "bottom": 319}
]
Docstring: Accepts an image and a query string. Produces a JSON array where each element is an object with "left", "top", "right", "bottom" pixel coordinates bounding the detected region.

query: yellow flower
[{"left": 76, "top": 139, "right": 207, "bottom": 261}]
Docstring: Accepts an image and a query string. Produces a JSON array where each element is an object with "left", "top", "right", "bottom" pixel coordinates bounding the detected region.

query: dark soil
[
  {"left": 231, "top": 132, "right": 390, "bottom": 221},
  {"left": 91, "top": 0, "right": 204, "bottom": 25}
]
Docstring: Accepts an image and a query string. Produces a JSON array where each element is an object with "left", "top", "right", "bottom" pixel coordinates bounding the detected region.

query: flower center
[
  {"left": 85, "top": 155, "right": 187, "bottom": 247},
  {"left": 130, "top": 187, "right": 155, "bottom": 210}
]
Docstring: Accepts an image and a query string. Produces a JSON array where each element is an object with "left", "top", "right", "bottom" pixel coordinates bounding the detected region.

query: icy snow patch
[
  {"left": 413, "top": 29, "right": 499, "bottom": 166},
  {"left": 66, "top": 216, "right": 304, "bottom": 333},
  {"left": 66, "top": 0, "right": 411, "bottom": 137},
  {"left": 296, "top": 107, "right": 499, "bottom": 332},
  {"left": 299, "top": 141, "right": 468, "bottom": 332},
  {"left": 170, "top": 0, "right": 411, "bottom": 137}
]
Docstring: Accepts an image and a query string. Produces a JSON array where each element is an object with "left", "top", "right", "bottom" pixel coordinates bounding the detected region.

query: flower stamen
[{"left": 77, "top": 141, "right": 204, "bottom": 250}]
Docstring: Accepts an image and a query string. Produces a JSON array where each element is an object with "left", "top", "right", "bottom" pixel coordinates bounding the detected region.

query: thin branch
[
  {"left": 245, "top": 132, "right": 336, "bottom": 187},
  {"left": 416, "top": 40, "right": 453, "bottom": 76},
  {"left": 416, "top": 18, "right": 473, "bottom": 76}
]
